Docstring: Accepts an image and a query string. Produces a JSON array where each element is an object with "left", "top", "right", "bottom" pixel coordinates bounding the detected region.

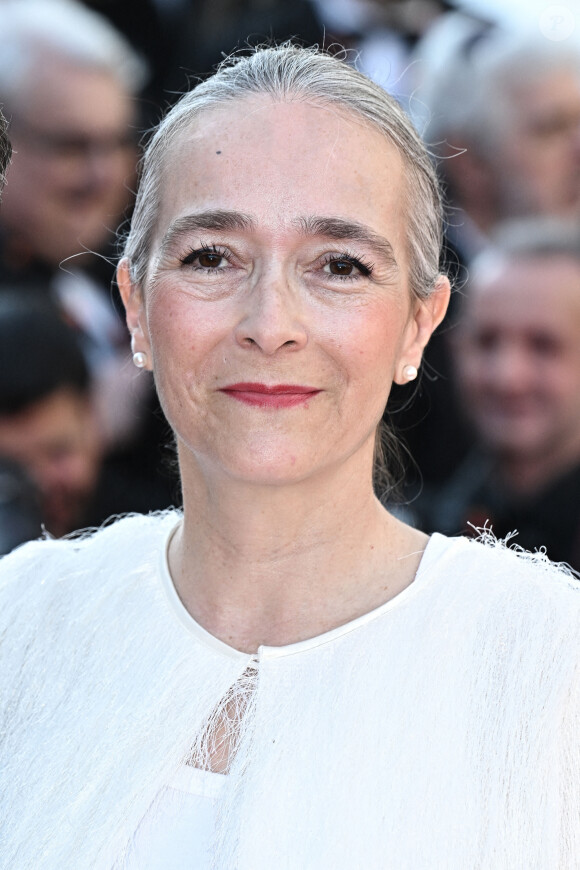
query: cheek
[
  {"left": 455, "top": 349, "right": 492, "bottom": 396},
  {"left": 331, "top": 309, "right": 407, "bottom": 400},
  {"left": 542, "top": 364, "right": 580, "bottom": 406},
  {"left": 146, "top": 293, "right": 229, "bottom": 396}
]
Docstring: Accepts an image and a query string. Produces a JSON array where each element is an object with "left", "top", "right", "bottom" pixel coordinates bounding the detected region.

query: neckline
[{"left": 158, "top": 519, "right": 451, "bottom": 661}]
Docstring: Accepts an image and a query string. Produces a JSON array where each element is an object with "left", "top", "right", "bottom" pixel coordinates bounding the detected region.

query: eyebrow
[
  {"left": 159, "top": 210, "right": 255, "bottom": 255},
  {"left": 159, "top": 209, "right": 398, "bottom": 269},
  {"left": 296, "top": 216, "right": 399, "bottom": 270}
]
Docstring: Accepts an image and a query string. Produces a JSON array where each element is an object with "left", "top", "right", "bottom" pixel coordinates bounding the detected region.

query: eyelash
[
  {"left": 321, "top": 252, "right": 374, "bottom": 279},
  {"left": 180, "top": 244, "right": 230, "bottom": 269},
  {"left": 179, "top": 245, "right": 375, "bottom": 280}
]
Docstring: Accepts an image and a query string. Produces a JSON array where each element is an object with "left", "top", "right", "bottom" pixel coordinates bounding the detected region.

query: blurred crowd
[{"left": 0, "top": 0, "right": 579, "bottom": 571}]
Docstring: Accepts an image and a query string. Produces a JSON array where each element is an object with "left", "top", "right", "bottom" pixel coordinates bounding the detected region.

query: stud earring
[
  {"left": 403, "top": 364, "right": 418, "bottom": 382},
  {"left": 132, "top": 351, "right": 148, "bottom": 369}
]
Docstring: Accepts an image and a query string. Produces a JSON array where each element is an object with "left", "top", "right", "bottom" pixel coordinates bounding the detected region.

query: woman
[{"left": 0, "top": 45, "right": 578, "bottom": 870}]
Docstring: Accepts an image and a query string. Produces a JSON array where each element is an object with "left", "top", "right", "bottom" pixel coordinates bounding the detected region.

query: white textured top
[
  {"left": 0, "top": 511, "right": 578, "bottom": 870},
  {"left": 122, "top": 766, "right": 225, "bottom": 870}
]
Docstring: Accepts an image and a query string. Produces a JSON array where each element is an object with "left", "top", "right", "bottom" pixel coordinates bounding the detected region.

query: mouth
[{"left": 219, "top": 382, "right": 321, "bottom": 408}]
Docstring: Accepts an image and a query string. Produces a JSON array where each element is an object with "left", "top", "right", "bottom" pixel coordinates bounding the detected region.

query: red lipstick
[{"left": 220, "top": 382, "right": 320, "bottom": 408}]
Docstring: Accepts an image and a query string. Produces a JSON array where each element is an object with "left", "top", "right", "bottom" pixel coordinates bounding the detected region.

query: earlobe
[
  {"left": 394, "top": 276, "right": 451, "bottom": 385},
  {"left": 117, "top": 257, "right": 152, "bottom": 369}
]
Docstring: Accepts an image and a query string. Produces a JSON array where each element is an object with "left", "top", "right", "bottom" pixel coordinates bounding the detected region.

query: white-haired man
[
  {"left": 413, "top": 12, "right": 580, "bottom": 260},
  {"left": 0, "top": 0, "right": 153, "bottom": 450}
]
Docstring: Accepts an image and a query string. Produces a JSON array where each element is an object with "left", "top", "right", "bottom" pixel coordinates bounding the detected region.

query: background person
[
  {"left": 413, "top": 14, "right": 580, "bottom": 256},
  {"left": 416, "top": 219, "right": 580, "bottom": 570},
  {"left": 0, "top": 0, "right": 178, "bottom": 514},
  {"left": 387, "top": 13, "right": 580, "bottom": 497},
  {"left": 0, "top": 0, "right": 145, "bottom": 275},
  {"left": 0, "top": 105, "right": 33, "bottom": 555},
  {"left": 0, "top": 296, "right": 104, "bottom": 541},
  {"left": 0, "top": 0, "right": 149, "bottom": 449},
  {"left": 0, "top": 46, "right": 578, "bottom": 870},
  {"left": 0, "top": 295, "right": 168, "bottom": 545}
]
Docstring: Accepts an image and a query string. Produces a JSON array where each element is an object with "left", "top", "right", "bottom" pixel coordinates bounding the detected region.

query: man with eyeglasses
[
  {"left": 0, "top": 1, "right": 145, "bottom": 275},
  {"left": 0, "top": 0, "right": 149, "bottom": 450}
]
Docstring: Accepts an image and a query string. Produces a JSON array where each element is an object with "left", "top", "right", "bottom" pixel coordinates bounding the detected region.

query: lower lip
[{"left": 220, "top": 387, "right": 320, "bottom": 408}]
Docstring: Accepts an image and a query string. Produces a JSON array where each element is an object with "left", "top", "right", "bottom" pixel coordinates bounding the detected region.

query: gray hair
[
  {"left": 466, "top": 216, "right": 580, "bottom": 295},
  {"left": 0, "top": 0, "right": 147, "bottom": 105},
  {"left": 0, "top": 108, "right": 11, "bottom": 193},
  {"left": 123, "top": 44, "right": 445, "bottom": 302},
  {"left": 412, "top": 13, "right": 580, "bottom": 154}
]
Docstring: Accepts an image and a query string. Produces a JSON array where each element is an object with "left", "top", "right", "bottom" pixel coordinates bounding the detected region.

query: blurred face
[
  {"left": 2, "top": 56, "right": 137, "bottom": 265},
  {"left": 454, "top": 255, "right": 580, "bottom": 463},
  {"left": 494, "top": 69, "right": 580, "bottom": 218},
  {"left": 0, "top": 388, "right": 102, "bottom": 536},
  {"left": 121, "top": 97, "right": 447, "bottom": 487}
]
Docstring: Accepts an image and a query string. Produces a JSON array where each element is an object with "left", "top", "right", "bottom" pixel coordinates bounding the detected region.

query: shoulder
[
  {"left": 431, "top": 529, "right": 579, "bottom": 584},
  {"left": 0, "top": 510, "right": 181, "bottom": 617},
  {"left": 417, "top": 533, "right": 580, "bottom": 711},
  {"left": 421, "top": 531, "right": 580, "bottom": 632}
]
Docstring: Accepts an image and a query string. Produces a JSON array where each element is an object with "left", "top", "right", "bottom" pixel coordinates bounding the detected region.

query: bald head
[{"left": 454, "top": 248, "right": 580, "bottom": 480}]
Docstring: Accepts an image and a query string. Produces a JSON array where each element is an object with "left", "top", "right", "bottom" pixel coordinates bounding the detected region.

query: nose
[
  {"left": 234, "top": 266, "right": 308, "bottom": 355},
  {"left": 486, "top": 342, "right": 533, "bottom": 393}
]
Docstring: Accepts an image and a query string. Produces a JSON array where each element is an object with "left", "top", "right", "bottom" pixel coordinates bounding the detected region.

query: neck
[{"left": 169, "top": 451, "right": 426, "bottom": 652}]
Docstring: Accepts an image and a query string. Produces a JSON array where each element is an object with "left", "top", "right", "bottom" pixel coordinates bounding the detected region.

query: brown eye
[
  {"left": 182, "top": 247, "right": 228, "bottom": 269},
  {"left": 198, "top": 251, "right": 223, "bottom": 269},
  {"left": 327, "top": 259, "right": 354, "bottom": 276}
]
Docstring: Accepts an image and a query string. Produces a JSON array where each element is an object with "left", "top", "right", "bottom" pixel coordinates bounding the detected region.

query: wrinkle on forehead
[{"left": 152, "top": 97, "right": 408, "bottom": 280}]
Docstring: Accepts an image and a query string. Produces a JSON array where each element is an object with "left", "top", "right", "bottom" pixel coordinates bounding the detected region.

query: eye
[
  {"left": 181, "top": 245, "right": 229, "bottom": 270},
  {"left": 327, "top": 258, "right": 355, "bottom": 276},
  {"left": 322, "top": 254, "right": 373, "bottom": 279},
  {"left": 472, "top": 329, "right": 500, "bottom": 352},
  {"left": 529, "top": 333, "right": 561, "bottom": 357},
  {"left": 197, "top": 251, "right": 224, "bottom": 269}
]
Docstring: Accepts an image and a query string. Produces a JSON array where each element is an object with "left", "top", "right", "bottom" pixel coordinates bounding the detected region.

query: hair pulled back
[{"left": 123, "top": 44, "right": 444, "bottom": 303}]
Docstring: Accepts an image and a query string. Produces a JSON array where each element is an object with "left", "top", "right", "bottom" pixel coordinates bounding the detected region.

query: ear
[
  {"left": 117, "top": 257, "right": 152, "bottom": 370},
  {"left": 394, "top": 276, "right": 451, "bottom": 385}
]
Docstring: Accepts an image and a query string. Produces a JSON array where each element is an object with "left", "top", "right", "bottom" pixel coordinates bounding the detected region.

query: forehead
[
  {"left": 467, "top": 255, "right": 580, "bottom": 334},
  {"left": 19, "top": 56, "right": 132, "bottom": 131},
  {"left": 508, "top": 67, "right": 580, "bottom": 131},
  {"left": 153, "top": 96, "right": 408, "bottom": 253}
]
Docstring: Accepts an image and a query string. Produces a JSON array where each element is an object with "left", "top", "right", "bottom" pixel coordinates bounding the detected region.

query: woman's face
[{"left": 121, "top": 97, "right": 447, "bottom": 486}]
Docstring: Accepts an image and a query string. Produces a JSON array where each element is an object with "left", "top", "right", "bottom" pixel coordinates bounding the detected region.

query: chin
[
  {"left": 191, "top": 440, "right": 329, "bottom": 487},
  {"left": 485, "top": 430, "right": 552, "bottom": 460}
]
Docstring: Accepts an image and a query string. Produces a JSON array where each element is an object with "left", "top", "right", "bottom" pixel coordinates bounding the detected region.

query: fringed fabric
[{"left": 0, "top": 517, "right": 578, "bottom": 869}]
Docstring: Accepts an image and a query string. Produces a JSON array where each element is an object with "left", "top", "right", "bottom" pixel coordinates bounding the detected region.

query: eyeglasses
[{"left": 10, "top": 116, "right": 138, "bottom": 167}]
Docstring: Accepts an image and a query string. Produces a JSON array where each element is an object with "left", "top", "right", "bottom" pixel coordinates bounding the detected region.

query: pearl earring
[
  {"left": 133, "top": 351, "right": 148, "bottom": 369},
  {"left": 403, "top": 364, "right": 418, "bottom": 382}
]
